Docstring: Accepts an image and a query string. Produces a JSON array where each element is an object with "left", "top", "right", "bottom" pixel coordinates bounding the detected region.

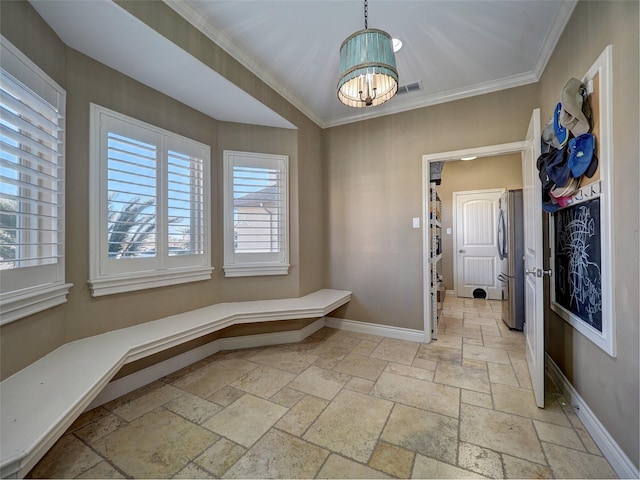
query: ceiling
[{"left": 30, "top": 0, "right": 577, "bottom": 129}]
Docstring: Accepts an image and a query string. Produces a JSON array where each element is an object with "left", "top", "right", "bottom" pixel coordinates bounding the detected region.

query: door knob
[
  {"left": 525, "top": 268, "right": 553, "bottom": 277},
  {"left": 459, "top": 250, "right": 465, "bottom": 253}
]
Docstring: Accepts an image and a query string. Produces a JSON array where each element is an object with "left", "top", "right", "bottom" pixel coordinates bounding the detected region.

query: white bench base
[{"left": 0, "top": 289, "right": 351, "bottom": 479}]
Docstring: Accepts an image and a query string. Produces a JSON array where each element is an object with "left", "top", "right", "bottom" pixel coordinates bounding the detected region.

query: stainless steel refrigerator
[{"left": 497, "top": 189, "right": 525, "bottom": 330}]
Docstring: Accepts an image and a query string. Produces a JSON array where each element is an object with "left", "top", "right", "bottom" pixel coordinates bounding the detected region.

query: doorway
[
  {"left": 422, "top": 107, "right": 543, "bottom": 408},
  {"left": 421, "top": 140, "right": 526, "bottom": 343}
]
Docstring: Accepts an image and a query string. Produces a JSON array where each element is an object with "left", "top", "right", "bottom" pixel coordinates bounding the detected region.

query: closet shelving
[{"left": 429, "top": 183, "right": 444, "bottom": 340}]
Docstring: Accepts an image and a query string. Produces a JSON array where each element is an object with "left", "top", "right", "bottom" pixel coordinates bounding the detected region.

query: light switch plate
[
  {"left": 446, "top": 227, "right": 452, "bottom": 235},
  {"left": 412, "top": 217, "right": 420, "bottom": 228}
]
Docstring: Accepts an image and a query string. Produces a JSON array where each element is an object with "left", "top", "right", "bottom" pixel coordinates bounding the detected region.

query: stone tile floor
[{"left": 28, "top": 297, "right": 617, "bottom": 479}]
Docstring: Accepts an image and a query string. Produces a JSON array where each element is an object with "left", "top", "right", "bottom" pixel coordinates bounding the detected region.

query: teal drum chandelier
[{"left": 337, "top": 0, "right": 398, "bottom": 107}]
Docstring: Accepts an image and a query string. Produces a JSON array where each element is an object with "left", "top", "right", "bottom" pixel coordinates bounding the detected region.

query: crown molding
[
  {"left": 163, "top": 0, "right": 577, "bottom": 130},
  {"left": 164, "top": 0, "right": 325, "bottom": 128},
  {"left": 532, "top": 0, "right": 579, "bottom": 78},
  {"left": 324, "top": 71, "right": 540, "bottom": 128}
]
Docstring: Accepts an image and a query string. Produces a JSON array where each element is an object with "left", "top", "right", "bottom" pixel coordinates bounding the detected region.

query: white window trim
[
  {"left": 88, "top": 104, "right": 212, "bottom": 297},
  {"left": 223, "top": 150, "right": 289, "bottom": 277},
  {"left": 0, "top": 37, "right": 72, "bottom": 325}
]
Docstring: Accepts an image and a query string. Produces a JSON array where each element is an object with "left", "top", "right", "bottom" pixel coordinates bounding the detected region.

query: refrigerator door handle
[{"left": 497, "top": 208, "right": 507, "bottom": 260}]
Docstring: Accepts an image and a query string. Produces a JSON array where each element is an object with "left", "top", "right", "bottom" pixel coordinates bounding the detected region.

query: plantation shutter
[
  {"left": 223, "top": 150, "right": 289, "bottom": 277},
  {"left": 106, "top": 132, "right": 157, "bottom": 259},
  {"left": 0, "top": 68, "right": 64, "bottom": 270},
  {"left": 167, "top": 149, "right": 204, "bottom": 256},
  {"left": 89, "top": 104, "right": 211, "bottom": 296},
  {"left": 232, "top": 164, "right": 284, "bottom": 254}
]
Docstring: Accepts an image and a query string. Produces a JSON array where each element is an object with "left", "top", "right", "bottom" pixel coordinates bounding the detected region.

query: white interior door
[
  {"left": 522, "top": 108, "right": 544, "bottom": 408},
  {"left": 455, "top": 189, "right": 504, "bottom": 300}
]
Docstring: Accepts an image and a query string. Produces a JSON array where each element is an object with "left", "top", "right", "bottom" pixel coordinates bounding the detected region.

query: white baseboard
[
  {"left": 89, "top": 316, "right": 427, "bottom": 410},
  {"left": 87, "top": 318, "right": 325, "bottom": 410},
  {"left": 545, "top": 354, "right": 639, "bottom": 479},
  {"left": 324, "top": 316, "right": 425, "bottom": 343},
  {"left": 446, "top": 289, "right": 455, "bottom": 296}
]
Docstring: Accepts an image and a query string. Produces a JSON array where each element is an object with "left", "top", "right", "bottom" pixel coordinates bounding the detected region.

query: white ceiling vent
[{"left": 397, "top": 81, "right": 422, "bottom": 95}]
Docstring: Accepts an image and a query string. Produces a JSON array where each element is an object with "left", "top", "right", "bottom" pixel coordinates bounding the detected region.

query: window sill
[
  {"left": 0, "top": 282, "right": 73, "bottom": 325},
  {"left": 88, "top": 266, "right": 213, "bottom": 297},
  {"left": 223, "top": 263, "right": 290, "bottom": 278}
]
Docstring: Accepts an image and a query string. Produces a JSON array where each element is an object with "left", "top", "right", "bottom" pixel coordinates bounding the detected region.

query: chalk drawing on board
[{"left": 554, "top": 198, "right": 602, "bottom": 332}]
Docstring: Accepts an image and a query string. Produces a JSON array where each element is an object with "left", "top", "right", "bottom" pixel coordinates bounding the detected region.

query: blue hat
[
  {"left": 553, "top": 102, "right": 568, "bottom": 148},
  {"left": 568, "top": 133, "right": 597, "bottom": 178}
]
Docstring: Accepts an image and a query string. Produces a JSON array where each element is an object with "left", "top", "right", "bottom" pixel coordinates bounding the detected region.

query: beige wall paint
[
  {"left": 437, "top": 155, "right": 523, "bottom": 291},
  {"left": 324, "top": 1, "right": 638, "bottom": 464},
  {"left": 2, "top": 1, "right": 638, "bottom": 468},
  {"left": 323, "top": 87, "right": 538, "bottom": 331},
  {"left": 538, "top": 0, "right": 639, "bottom": 467},
  {"left": 116, "top": 0, "right": 326, "bottom": 299},
  {"left": 0, "top": 0, "right": 69, "bottom": 378},
  {"left": 0, "top": 1, "right": 324, "bottom": 379},
  {"left": 214, "top": 122, "right": 300, "bottom": 301}
]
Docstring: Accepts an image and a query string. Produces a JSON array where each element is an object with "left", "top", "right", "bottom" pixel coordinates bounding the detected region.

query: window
[
  {"left": 223, "top": 150, "right": 289, "bottom": 277},
  {"left": 89, "top": 104, "right": 211, "bottom": 296},
  {"left": 0, "top": 37, "right": 71, "bottom": 324}
]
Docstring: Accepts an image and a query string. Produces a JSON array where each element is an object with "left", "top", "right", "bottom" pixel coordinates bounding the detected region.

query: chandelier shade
[{"left": 337, "top": 28, "right": 398, "bottom": 108}]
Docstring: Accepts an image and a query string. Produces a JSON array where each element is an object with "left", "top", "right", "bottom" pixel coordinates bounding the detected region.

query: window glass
[
  {"left": 89, "top": 104, "right": 211, "bottom": 296},
  {"left": 0, "top": 37, "right": 71, "bottom": 324},
  {"left": 223, "top": 150, "right": 289, "bottom": 277}
]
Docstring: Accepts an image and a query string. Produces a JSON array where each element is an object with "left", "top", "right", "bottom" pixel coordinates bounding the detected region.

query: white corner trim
[
  {"left": 422, "top": 141, "right": 527, "bottom": 163},
  {"left": 545, "top": 354, "right": 639, "bottom": 479},
  {"left": 0, "top": 282, "right": 73, "bottom": 325},
  {"left": 87, "top": 318, "right": 325, "bottom": 410},
  {"left": 324, "top": 316, "right": 425, "bottom": 343},
  {"left": 88, "top": 267, "right": 213, "bottom": 297},
  {"left": 223, "top": 263, "right": 290, "bottom": 277},
  {"left": 531, "top": 0, "right": 578, "bottom": 78}
]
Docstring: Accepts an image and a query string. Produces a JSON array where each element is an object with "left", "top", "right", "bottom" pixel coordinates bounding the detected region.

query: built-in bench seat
[{"left": 0, "top": 289, "right": 351, "bottom": 479}]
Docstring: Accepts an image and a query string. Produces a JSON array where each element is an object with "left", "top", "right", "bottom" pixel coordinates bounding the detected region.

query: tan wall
[
  {"left": 0, "top": 1, "right": 323, "bottom": 379},
  {"left": 2, "top": 2, "right": 638, "bottom": 468},
  {"left": 539, "top": 0, "right": 639, "bottom": 467},
  {"left": 114, "top": 0, "right": 327, "bottom": 297},
  {"left": 323, "top": 87, "right": 538, "bottom": 331},
  {"left": 324, "top": 1, "right": 638, "bottom": 463},
  {"left": 437, "top": 155, "right": 523, "bottom": 291},
  {"left": 0, "top": 0, "right": 69, "bottom": 379},
  {"left": 214, "top": 122, "right": 300, "bottom": 302},
  {"left": 117, "top": 0, "right": 325, "bottom": 298}
]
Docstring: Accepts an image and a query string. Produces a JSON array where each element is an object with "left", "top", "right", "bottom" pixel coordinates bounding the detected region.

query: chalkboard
[{"left": 553, "top": 197, "right": 602, "bottom": 332}]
